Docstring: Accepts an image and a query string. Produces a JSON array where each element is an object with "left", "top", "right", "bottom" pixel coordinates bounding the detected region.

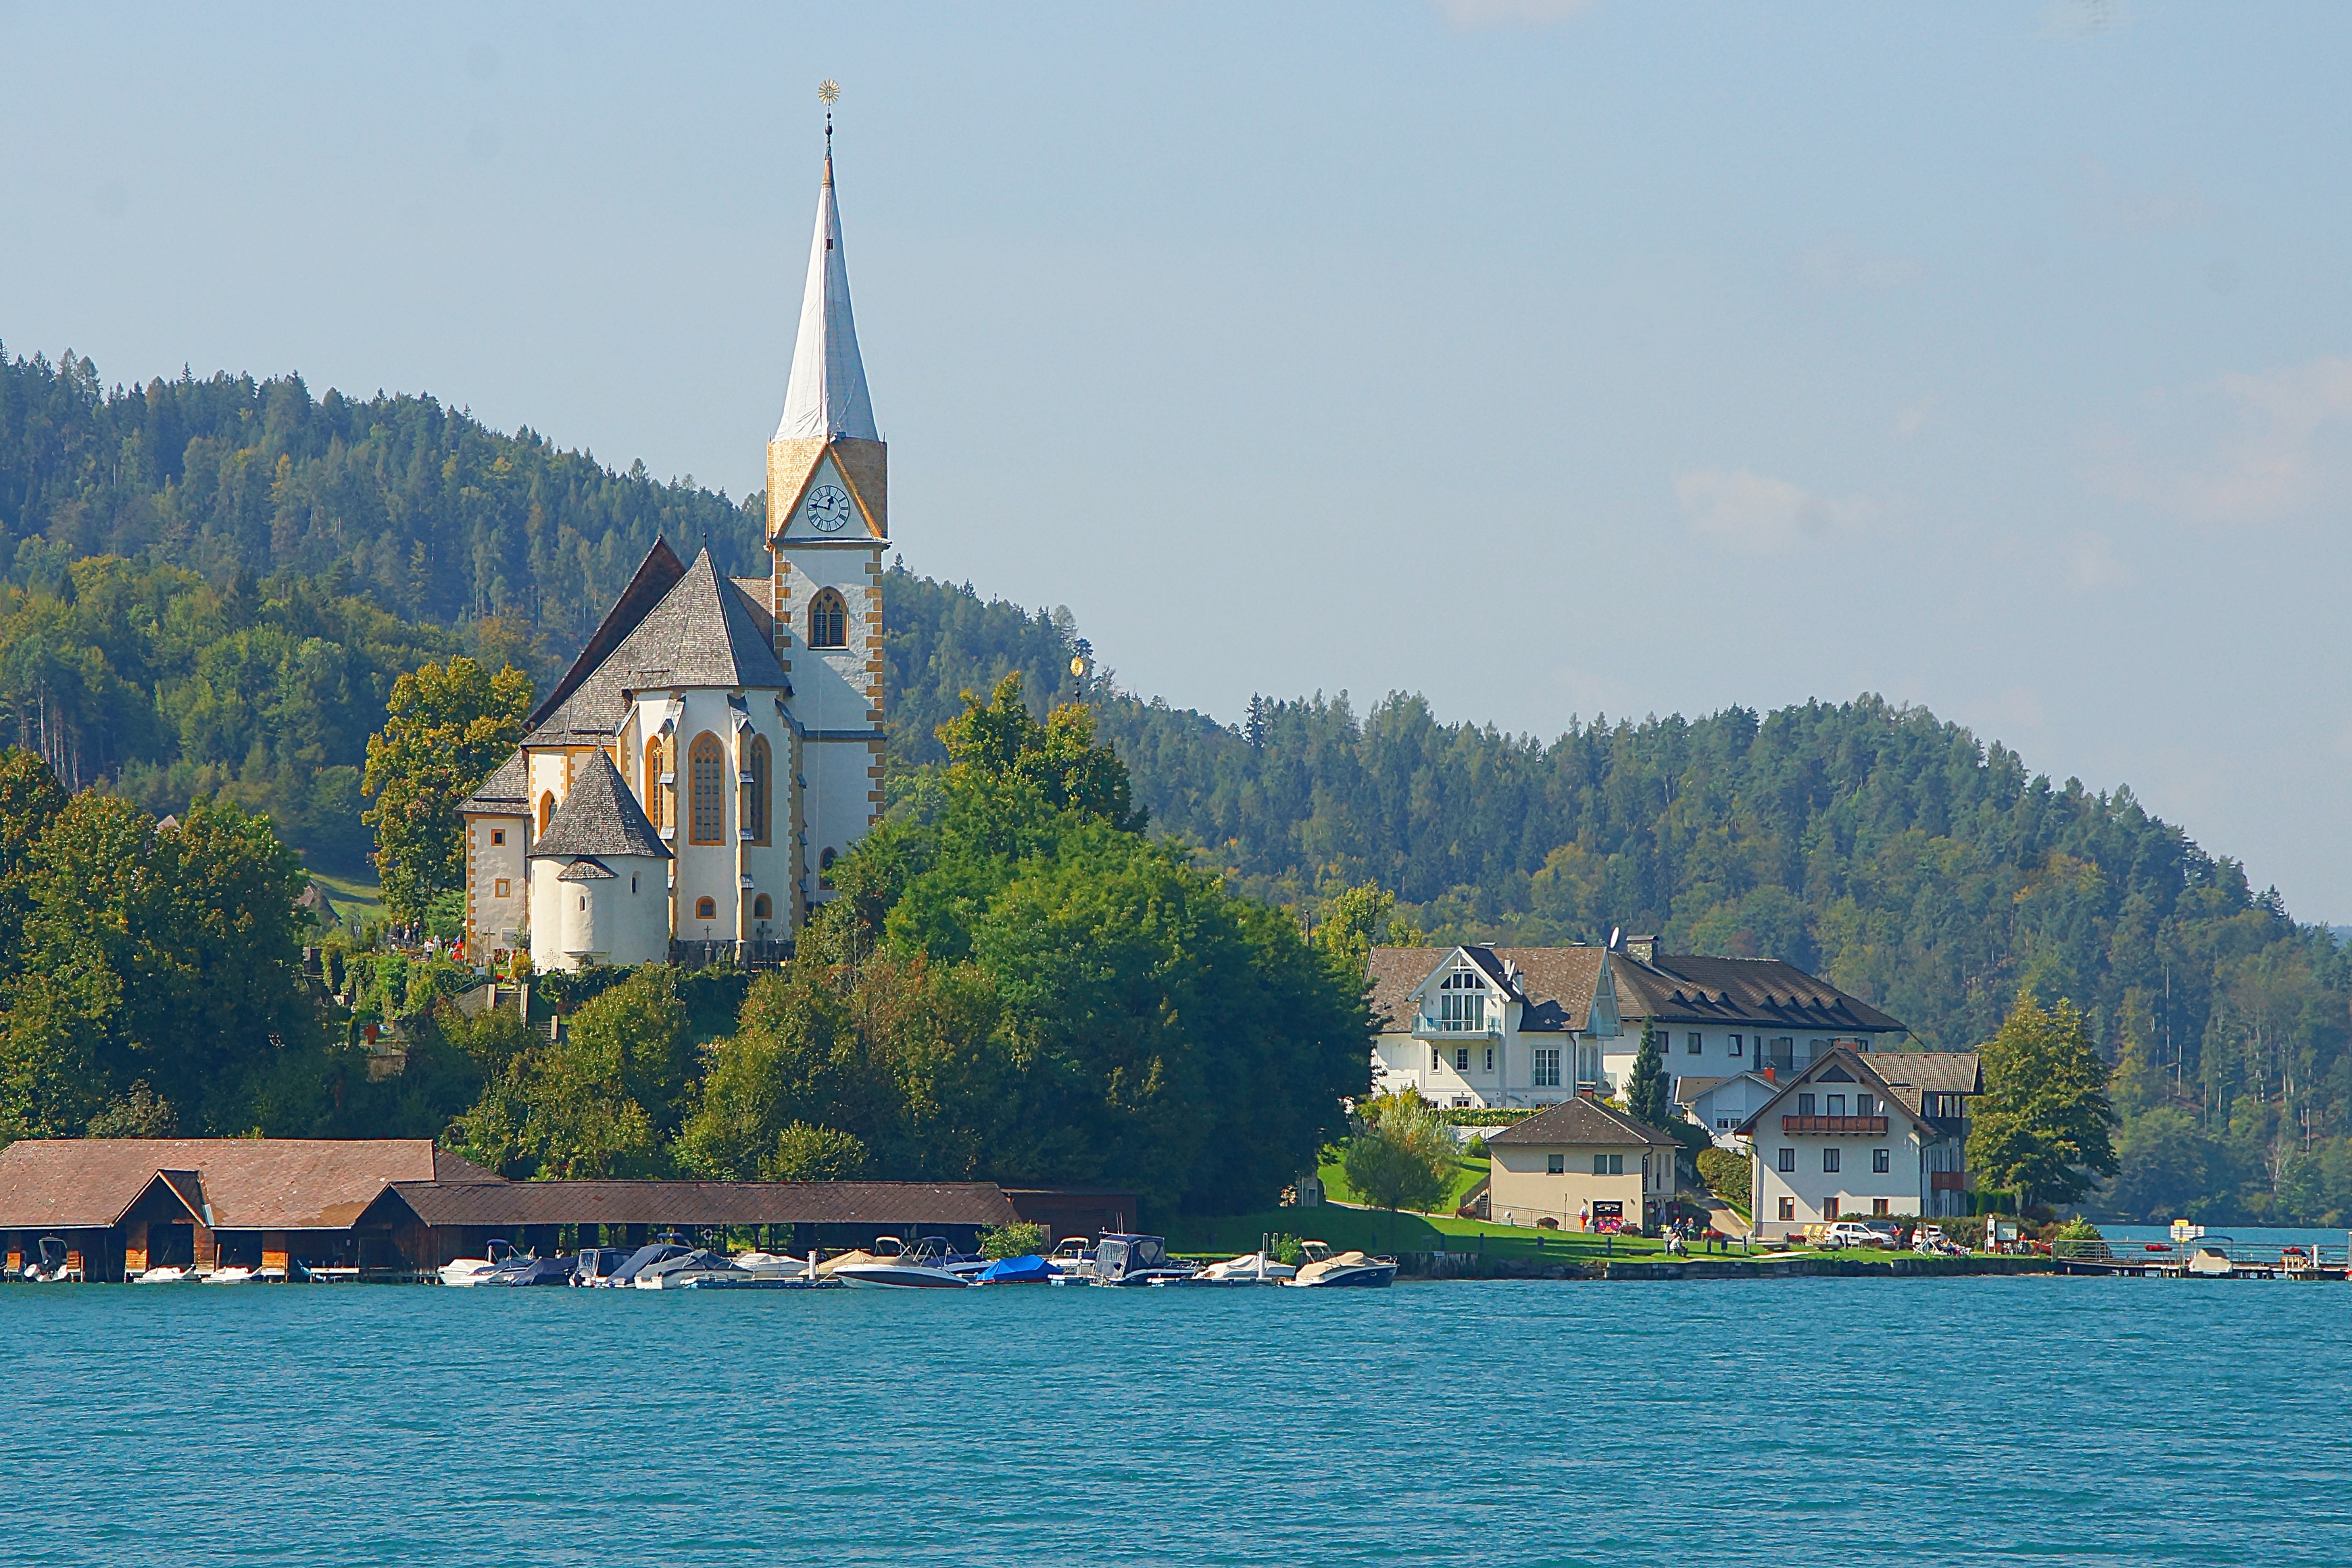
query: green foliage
[
  {"left": 1695, "top": 1146, "right": 1750, "bottom": 1211},
  {"left": 0, "top": 788, "right": 318, "bottom": 1139},
  {"left": 1312, "top": 881, "right": 1395, "bottom": 973},
  {"left": 362, "top": 656, "right": 533, "bottom": 920},
  {"left": 84, "top": 1081, "right": 178, "bottom": 1137},
  {"left": 936, "top": 673, "right": 1144, "bottom": 830},
  {"left": 448, "top": 966, "right": 691, "bottom": 1178},
  {"left": 1341, "top": 1088, "right": 1456, "bottom": 1214},
  {"left": 768, "top": 1122, "right": 870, "bottom": 1182},
  {"left": 2055, "top": 1216, "right": 2103, "bottom": 1241},
  {"left": 979, "top": 1221, "right": 1048, "bottom": 1260},
  {"left": 0, "top": 347, "right": 764, "bottom": 637},
  {"left": 1969, "top": 996, "right": 2121, "bottom": 1210},
  {"left": 679, "top": 706, "right": 1370, "bottom": 1212},
  {"left": 1623, "top": 1021, "right": 1673, "bottom": 1129}
]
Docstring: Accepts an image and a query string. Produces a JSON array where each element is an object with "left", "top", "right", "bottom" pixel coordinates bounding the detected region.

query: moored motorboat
[
  {"left": 1285, "top": 1242, "right": 1398, "bottom": 1288},
  {"left": 133, "top": 1265, "right": 194, "bottom": 1284},
  {"left": 201, "top": 1265, "right": 257, "bottom": 1285},
  {"left": 483, "top": 1256, "right": 577, "bottom": 1287},
  {"left": 632, "top": 1248, "right": 749, "bottom": 1290},
  {"left": 1179, "top": 1250, "right": 1296, "bottom": 1285},
  {"left": 833, "top": 1235, "right": 975, "bottom": 1290},
  {"left": 1088, "top": 1234, "right": 1197, "bottom": 1288},
  {"left": 439, "top": 1238, "right": 516, "bottom": 1287},
  {"left": 603, "top": 1242, "right": 692, "bottom": 1288},
  {"left": 24, "top": 1237, "right": 81, "bottom": 1282},
  {"left": 973, "top": 1253, "right": 1059, "bottom": 1285}
]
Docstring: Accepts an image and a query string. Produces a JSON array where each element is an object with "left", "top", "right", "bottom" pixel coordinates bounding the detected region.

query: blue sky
[{"left": 5, "top": 2, "right": 2349, "bottom": 917}]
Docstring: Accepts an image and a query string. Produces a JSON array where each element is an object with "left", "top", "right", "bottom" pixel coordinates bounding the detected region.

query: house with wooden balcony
[
  {"left": 1602, "top": 935, "right": 1909, "bottom": 1094},
  {"left": 1734, "top": 1045, "right": 1980, "bottom": 1240}
]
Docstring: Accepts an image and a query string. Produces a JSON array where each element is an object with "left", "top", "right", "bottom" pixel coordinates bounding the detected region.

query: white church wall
[{"left": 465, "top": 812, "right": 528, "bottom": 963}]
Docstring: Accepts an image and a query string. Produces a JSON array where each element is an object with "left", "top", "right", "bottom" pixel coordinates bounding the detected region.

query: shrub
[
  {"left": 1695, "top": 1146, "right": 1749, "bottom": 1211},
  {"left": 979, "top": 1221, "right": 1048, "bottom": 1259}
]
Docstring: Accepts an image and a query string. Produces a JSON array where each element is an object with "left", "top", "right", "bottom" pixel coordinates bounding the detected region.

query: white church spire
[{"left": 775, "top": 112, "right": 878, "bottom": 443}]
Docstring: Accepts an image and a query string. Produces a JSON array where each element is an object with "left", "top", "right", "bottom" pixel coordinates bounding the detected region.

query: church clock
[{"left": 804, "top": 484, "right": 854, "bottom": 533}]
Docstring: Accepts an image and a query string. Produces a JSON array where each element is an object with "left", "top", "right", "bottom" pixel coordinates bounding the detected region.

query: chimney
[
  {"left": 1577, "top": 1085, "right": 1596, "bottom": 1101},
  {"left": 1625, "top": 933, "right": 1657, "bottom": 964},
  {"left": 1761, "top": 1067, "right": 1775, "bottom": 1083}
]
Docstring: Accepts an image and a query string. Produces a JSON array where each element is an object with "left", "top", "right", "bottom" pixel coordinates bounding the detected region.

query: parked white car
[{"left": 1819, "top": 1222, "right": 1891, "bottom": 1250}]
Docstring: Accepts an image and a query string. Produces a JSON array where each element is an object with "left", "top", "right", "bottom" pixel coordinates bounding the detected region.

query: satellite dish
[{"left": 1608, "top": 927, "right": 1621, "bottom": 950}]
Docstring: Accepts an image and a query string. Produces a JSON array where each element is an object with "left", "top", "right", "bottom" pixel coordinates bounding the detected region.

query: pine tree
[{"left": 1624, "top": 1019, "right": 1673, "bottom": 1128}]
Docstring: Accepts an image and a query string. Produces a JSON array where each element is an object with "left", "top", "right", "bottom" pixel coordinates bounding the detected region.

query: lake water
[{"left": 13, "top": 1275, "right": 2351, "bottom": 1565}]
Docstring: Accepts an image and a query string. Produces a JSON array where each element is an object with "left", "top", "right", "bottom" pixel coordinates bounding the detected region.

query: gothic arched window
[
  {"left": 752, "top": 893, "right": 773, "bottom": 920},
  {"left": 688, "top": 732, "right": 725, "bottom": 845},
  {"left": 808, "top": 588, "right": 848, "bottom": 649},
  {"left": 818, "top": 844, "right": 837, "bottom": 891},
  {"left": 643, "top": 737, "right": 667, "bottom": 832},
  {"left": 538, "top": 792, "right": 556, "bottom": 837},
  {"left": 746, "top": 735, "right": 772, "bottom": 844}
]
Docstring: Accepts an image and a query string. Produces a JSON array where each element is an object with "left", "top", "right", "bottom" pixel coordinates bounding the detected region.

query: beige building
[{"left": 1484, "top": 1096, "right": 1681, "bottom": 1233}]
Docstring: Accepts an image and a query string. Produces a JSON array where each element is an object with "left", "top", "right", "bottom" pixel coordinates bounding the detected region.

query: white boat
[
  {"left": 133, "top": 1265, "right": 194, "bottom": 1284},
  {"left": 631, "top": 1248, "right": 750, "bottom": 1290},
  {"left": 832, "top": 1236, "right": 974, "bottom": 1290},
  {"left": 201, "top": 1266, "right": 257, "bottom": 1285},
  {"left": 1285, "top": 1242, "right": 1398, "bottom": 1288},
  {"left": 1180, "top": 1250, "right": 1296, "bottom": 1285},
  {"left": 23, "top": 1237, "right": 80, "bottom": 1282},
  {"left": 439, "top": 1239, "right": 517, "bottom": 1286}
]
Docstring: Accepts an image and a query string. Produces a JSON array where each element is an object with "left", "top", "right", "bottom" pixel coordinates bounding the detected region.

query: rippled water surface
[{"left": 13, "top": 1275, "right": 2349, "bottom": 1565}]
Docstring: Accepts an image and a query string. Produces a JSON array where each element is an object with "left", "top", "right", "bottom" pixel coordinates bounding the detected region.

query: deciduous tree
[
  {"left": 1969, "top": 995, "right": 2120, "bottom": 1210},
  {"left": 361, "top": 656, "right": 531, "bottom": 921}
]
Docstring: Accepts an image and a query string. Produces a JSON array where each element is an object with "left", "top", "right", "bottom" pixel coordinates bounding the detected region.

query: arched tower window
[
  {"left": 643, "top": 737, "right": 667, "bottom": 832},
  {"left": 752, "top": 893, "right": 773, "bottom": 920},
  {"left": 694, "top": 896, "right": 717, "bottom": 921},
  {"left": 808, "top": 588, "right": 848, "bottom": 649},
  {"left": 818, "top": 844, "right": 837, "bottom": 890},
  {"left": 538, "top": 792, "right": 556, "bottom": 836},
  {"left": 688, "top": 732, "right": 725, "bottom": 845},
  {"left": 746, "top": 735, "right": 772, "bottom": 844}
]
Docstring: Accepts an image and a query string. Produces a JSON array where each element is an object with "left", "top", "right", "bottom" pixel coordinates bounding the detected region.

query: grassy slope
[{"left": 306, "top": 867, "right": 385, "bottom": 929}]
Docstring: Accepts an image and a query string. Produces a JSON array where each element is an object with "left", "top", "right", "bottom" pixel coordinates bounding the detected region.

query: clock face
[{"left": 804, "top": 484, "right": 854, "bottom": 534}]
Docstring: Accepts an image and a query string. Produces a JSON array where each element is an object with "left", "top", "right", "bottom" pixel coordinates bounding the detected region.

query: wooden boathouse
[{"left": 0, "top": 1139, "right": 1133, "bottom": 1279}]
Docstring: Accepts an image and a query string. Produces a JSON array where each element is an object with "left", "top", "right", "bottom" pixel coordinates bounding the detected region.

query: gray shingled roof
[
  {"left": 556, "top": 856, "right": 616, "bottom": 881},
  {"left": 1487, "top": 1096, "right": 1680, "bottom": 1148},
  {"left": 1367, "top": 946, "right": 1607, "bottom": 1035},
  {"left": 531, "top": 547, "right": 789, "bottom": 745},
  {"left": 1869, "top": 1051, "right": 1982, "bottom": 1095},
  {"left": 459, "top": 748, "right": 528, "bottom": 814},
  {"left": 526, "top": 538, "right": 686, "bottom": 735},
  {"left": 1611, "top": 952, "right": 1906, "bottom": 1035},
  {"left": 529, "top": 749, "right": 670, "bottom": 862}
]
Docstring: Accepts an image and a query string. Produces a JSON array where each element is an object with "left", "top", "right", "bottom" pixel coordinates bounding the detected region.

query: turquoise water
[{"left": 14, "top": 1275, "right": 2351, "bottom": 1565}]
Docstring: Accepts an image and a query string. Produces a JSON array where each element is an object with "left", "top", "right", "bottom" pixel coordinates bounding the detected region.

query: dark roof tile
[{"left": 529, "top": 750, "right": 668, "bottom": 862}]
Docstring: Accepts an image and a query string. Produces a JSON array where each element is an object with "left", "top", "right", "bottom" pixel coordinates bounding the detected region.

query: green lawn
[
  {"left": 1317, "top": 1147, "right": 1491, "bottom": 1213},
  {"left": 1162, "top": 1204, "right": 1758, "bottom": 1264},
  {"left": 306, "top": 867, "right": 385, "bottom": 930}
]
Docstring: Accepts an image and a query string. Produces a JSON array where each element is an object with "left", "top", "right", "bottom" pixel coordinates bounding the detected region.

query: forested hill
[
  {"left": 885, "top": 569, "right": 2352, "bottom": 1227},
  {"left": 0, "top": 346, "right": 764, "bottom": 635},
  {"left": 2, "top": 345, "right": 2344, "bottom": 1223}
]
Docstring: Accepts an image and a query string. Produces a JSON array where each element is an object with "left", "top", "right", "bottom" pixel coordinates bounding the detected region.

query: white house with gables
[
  {"left": 1734, "top": 1045, "right": 1982, "bottom": 1239},
  {"left": 1368, "top": 937, "right": 1913, "bottom": 1112}
]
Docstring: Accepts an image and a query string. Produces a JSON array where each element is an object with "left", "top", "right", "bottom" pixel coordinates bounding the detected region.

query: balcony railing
[
  {"left": 1930, "top": 1171, "right": 1967, "bottom": 1192},
  {"left": 1782, "top": 1114, "right": 1888, "bottom": 1134},
  {"left": 1413, "top": 1016, "right": 1500, "bottom": 1038}
]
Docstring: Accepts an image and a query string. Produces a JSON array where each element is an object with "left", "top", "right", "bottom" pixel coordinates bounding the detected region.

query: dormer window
[{"left": 1436, "top": 962, "right": 1487, "bottom": 1033}]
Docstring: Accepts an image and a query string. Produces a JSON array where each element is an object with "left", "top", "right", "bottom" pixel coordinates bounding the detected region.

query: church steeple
[{"left": 775, "top": 137, "right": 877, "bottom": 443}]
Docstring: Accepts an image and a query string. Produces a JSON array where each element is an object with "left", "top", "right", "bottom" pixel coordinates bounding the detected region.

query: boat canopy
[{"left": 976, "top": 1254, "right": 1056, "bottom": 1283}]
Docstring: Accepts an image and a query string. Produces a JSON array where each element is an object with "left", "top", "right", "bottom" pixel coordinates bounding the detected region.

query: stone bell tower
[{"left": 768, "top": 112, "right": 886, "bottom": 914}]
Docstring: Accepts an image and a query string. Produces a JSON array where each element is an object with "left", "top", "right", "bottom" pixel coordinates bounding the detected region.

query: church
[{"left": 458, "top": 137, "right": 887, "bottom": 973}]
